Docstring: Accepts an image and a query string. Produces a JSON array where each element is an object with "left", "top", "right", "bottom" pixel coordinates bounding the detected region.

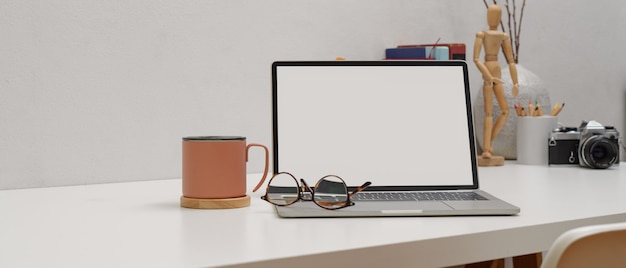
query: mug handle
[{"left": 246, "top": 143, "right": 269, "bottom": 192}]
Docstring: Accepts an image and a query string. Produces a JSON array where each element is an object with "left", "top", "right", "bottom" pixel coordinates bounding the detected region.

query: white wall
[{"left": 1, "top": 0, "right": 625, "bottom": 190}]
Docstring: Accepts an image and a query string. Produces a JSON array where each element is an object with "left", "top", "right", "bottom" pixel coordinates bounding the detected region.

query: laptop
[{"left": 271, "top": 60, "right": 520, "bottom": 217}]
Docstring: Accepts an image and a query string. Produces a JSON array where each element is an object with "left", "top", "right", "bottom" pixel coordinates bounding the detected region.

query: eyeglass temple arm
[
  {"left": 299, "top": 178, "right": 314, "bottom": 194},
  {"left": 348, "top": 181, "right": 372, "bottom": 197}
]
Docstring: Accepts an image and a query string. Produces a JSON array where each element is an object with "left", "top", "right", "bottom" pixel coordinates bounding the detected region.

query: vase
[{"left": 473, "top": 64, "right": 551, "bottom": 159}]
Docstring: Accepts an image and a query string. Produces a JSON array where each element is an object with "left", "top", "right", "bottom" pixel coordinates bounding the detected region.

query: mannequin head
[{"left": 487, "top": 5, "right": 502, "bottom": 29}]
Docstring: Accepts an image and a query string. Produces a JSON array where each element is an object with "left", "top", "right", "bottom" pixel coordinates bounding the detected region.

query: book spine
[
  {"left": 397, "top": 43, "right": 466, "bottom": 60},
  {"left": 385, "top": 47, "right": 427, "bottom": 59},
  {"left": 424, "top": 46, "right": 450, "bottom": 60}
]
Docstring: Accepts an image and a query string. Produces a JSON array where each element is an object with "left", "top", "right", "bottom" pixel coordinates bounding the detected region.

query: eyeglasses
[{"left": 253, "top": 172, "right": 371, "bottom": 210}]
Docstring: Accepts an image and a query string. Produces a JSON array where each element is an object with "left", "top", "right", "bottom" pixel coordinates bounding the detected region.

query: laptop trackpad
[{"left": 358, "top": 201, "right": 453, "bottom": 211}]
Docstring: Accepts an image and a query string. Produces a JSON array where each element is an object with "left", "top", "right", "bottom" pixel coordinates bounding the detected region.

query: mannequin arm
[{"left": 502, "top": 33, "right": 519, "bottom": 96}]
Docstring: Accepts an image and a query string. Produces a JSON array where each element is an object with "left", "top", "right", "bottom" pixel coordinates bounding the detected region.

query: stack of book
[{"left": 385, "top": 43, "right": 466, "bottom": 61}]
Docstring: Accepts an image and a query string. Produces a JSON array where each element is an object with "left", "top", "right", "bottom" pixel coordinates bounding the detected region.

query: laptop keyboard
[{"left": 352, "top": 191, "right": 488, "bottom": 201}]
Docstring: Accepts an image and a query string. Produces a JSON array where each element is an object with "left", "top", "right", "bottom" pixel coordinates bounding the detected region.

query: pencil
[
  {"left": 550, "top": 103, "right": 559, "bottom": 116},
  {"left": 514, "top": 104, "right": 522, "bottom": 116},
  {"left": 535, "top": 103, "right": 543, "bottom": 116},
  {"left": 528, "top": 101, "right": 535, "bottom": 117},
  {"left": 553, "top": 103, "right": 565, "bottom": 116}
]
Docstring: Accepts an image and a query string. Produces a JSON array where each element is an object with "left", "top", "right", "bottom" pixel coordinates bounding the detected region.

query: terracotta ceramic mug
[{"left": 182, "top": 136, "right": 269, "bottom": 199}]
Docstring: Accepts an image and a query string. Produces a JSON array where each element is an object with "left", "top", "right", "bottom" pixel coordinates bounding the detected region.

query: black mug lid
[{"left": 183, "top": 136, "right": 246, "bottom": 141}]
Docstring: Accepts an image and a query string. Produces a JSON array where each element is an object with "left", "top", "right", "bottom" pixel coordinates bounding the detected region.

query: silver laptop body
[{"left": 271, "top": 60, "right": 520, "bottom": 217}]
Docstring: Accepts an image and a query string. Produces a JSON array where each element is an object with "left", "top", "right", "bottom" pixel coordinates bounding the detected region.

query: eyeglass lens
[
  {"left": 265, "top": 173, "right": 300, "bottom": 205},
  {"left": 314, "top": 175, "right": 349, "bottom": 209}
]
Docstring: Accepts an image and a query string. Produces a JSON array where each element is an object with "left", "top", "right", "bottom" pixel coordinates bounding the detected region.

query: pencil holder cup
[{"left": 516, "top": 116, "right": 558, "bottom": 165}]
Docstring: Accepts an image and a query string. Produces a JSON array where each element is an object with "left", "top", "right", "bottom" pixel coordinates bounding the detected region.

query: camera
[{"left": 548, "top": 120, "right": 620, "bottom": 169}]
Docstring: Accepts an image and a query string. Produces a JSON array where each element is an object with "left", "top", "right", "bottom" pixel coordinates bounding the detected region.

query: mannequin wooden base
[
  {"left": 180, "top": 195, "right": 251, "bottom": 209},
  {"left": 477, "top": 155, "right": 505, "bottom": 167}
]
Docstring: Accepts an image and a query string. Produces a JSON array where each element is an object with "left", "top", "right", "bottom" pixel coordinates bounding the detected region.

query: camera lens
[
  {"left": 591, "top": 146, "right": 607, "bottom": 159},
  {"left": 579, "top": 135, "right": 619, "bottom": 169}
]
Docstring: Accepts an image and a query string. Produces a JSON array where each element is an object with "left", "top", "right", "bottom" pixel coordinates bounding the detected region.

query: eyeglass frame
[{"left": 254, "top": 171, "right": 372, "bottom": 210}]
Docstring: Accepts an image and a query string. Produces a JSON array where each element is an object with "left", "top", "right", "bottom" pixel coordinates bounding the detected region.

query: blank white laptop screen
[{"left": 272, "top": 61, "right": 478, "bottom": 190}]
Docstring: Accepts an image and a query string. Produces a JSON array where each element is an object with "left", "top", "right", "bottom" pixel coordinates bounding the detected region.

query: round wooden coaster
[{"left": 180, "top": 195, "right": 251, "bottom": 209}]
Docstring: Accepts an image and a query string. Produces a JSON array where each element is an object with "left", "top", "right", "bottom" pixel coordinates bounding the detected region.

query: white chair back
[{"left": 540, "top": 222, "right": 626, "bottom": 268}]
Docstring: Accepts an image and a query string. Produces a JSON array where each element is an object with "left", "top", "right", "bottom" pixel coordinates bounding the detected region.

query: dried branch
[
  {"left": 516, "top": 0, "right": 526, "bottom": 63},
  {"left": 504, "top": 0, "right": 514, "bottom": 62},
  {"left": 512, "top": 0, "right": 518, "bottom": 63}
]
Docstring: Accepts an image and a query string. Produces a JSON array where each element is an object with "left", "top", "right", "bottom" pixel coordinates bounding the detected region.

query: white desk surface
[{"left": 2, "top": 162, "right": 625, "bottom": 268}]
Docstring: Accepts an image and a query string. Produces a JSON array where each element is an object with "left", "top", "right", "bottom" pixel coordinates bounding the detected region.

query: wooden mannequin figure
[{"left": 473, "top": 4, "right": 519, "bottom": 167}]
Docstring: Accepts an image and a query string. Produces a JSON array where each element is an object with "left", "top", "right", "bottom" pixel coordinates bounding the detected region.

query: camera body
[{"left": 548, "top": 121, "right": 620, "bottom": 169}]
